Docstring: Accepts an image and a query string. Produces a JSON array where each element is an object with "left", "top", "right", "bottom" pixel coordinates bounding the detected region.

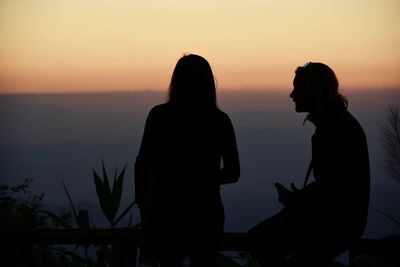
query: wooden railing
[
  {"left": 2, "top": 228, "right": 395, "bottom": 267},
  {"left": 0, "top": 228, "right": 247, "bottom": 267}
]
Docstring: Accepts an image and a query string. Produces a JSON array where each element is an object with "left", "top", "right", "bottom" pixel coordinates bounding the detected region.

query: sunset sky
[{"left": 0, "top": 0, "right": 399, "bottom": 94}]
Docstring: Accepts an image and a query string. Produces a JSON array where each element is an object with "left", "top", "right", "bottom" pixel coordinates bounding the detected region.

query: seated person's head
[{"left": 290, "top": 62, "right": 347, "bottom": 113}]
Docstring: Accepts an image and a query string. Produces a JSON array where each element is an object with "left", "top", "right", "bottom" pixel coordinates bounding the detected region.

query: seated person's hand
[{"left": 275, "top": 182, "right": 299, "bottom": 207}]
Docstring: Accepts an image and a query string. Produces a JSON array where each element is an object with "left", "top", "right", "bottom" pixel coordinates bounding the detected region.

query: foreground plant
[
  {"left": 382, "top": 105, "right": 400, "bottom": 183},
  {"left": 0, "top": 179, "right": 87, "bottom": 267},
  {"left": 92, "top": 160, "right": 136, "bottom": 228},
  {"left": 376, "top": 105, "right": 400, "bottom": 227}
]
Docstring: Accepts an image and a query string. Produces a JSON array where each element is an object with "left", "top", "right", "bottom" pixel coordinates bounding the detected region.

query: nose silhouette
[{"left": 290, "top": 89, "right": 295, "bottom": 99}]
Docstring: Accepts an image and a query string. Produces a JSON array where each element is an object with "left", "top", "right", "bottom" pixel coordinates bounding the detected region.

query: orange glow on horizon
[{"left": 1, "top": 0, "right": 399, "bottom": 94}]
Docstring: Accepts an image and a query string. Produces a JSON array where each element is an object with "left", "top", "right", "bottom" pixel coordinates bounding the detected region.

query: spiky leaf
[
  {"left": 109, "top": 164, "right": 127, "bottom": 226},
  {"left": 112, "top": 201, "right": 136, "bottom": 228},
  {"left": 62, "top": 181, "right": 78, "bottom": 220},
  {"left": 93, "top": 168, "right": 113, "bottom": 224}
]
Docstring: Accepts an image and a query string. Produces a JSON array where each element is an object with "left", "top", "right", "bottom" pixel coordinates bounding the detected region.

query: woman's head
[
  {"left": 168, "top": 54, "right": 217, "bottom": 107},
  {"left": 290, "top": 62, "right": 348, "bottom": 113}
]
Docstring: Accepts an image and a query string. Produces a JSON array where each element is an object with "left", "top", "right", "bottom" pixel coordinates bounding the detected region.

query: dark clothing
[
  {"left": 308, "top": 103, "right": 370, "bottom": 240},
  {"left": 135, "top": 102, "right": 240, "bottom": 264},
  {"left": 248, "top": 102, "right": 370, "bottom": 266}
]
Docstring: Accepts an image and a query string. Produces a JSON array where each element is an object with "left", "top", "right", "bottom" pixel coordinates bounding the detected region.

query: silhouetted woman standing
[{"left": 135, "top": 54, "right": 240, "bottom": 266}]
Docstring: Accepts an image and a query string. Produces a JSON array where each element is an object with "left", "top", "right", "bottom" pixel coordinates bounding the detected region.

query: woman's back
[
  {"left": 137, "top": 103, "right": 234, "bottom": 216},
  {"left": 135, "top": 54, "right": 239, "bottom": 265}
]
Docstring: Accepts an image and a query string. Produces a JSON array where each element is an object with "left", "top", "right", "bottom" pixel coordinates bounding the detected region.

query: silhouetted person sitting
[
  {"left": 247, "top": 62, "right": 370, "bottom": 267},
  {"left": 135, "top": 54, "right": 240, "bottom": 267}
]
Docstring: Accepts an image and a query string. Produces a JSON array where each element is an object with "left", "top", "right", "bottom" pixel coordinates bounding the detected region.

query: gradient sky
[{"left": 0, "top": 0, "right": 399, "bottom": 93}]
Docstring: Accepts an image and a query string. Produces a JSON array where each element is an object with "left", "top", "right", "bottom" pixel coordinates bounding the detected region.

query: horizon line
[{"left": 1, "top": 87, "right": 400, "bottom": 96}]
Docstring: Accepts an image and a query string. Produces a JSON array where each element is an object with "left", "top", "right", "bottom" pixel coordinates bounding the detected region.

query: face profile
[{"left": 290, "top": 73, "right": 312, "bottom": 113}]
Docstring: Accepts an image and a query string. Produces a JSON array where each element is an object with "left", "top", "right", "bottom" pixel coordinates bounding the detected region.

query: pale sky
[{"left": 0, "top": 0, "right": 399, "bottom": 93}]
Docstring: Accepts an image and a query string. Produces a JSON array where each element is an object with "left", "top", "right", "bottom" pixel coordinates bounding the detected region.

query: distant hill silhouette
[{"left": 0, "top": 89, "right": 399, "bottom": 239}]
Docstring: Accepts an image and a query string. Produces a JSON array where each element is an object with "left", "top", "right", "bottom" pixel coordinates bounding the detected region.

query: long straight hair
[{"left": 168, "top": 54, "right": 217, "bottom": 108}]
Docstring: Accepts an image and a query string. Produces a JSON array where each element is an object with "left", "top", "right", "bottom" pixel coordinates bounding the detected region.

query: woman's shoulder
[
  {"left": 148, "top": 103, "right": 170, "bottom": 115},
  {"left": 213, "top": 109, "right": 234, "bottom": 129},
  {"left": 143, "top": 104, "right": 170, "bottom": 124},
  {"left": 150, "top": 103, "right": 168, "bottom": 111},
  {"left": 215, "top": 109, "right": 231, "bottom": 121}
]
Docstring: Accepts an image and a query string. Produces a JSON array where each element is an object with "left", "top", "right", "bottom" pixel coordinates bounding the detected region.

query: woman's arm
[
  {"left": 134, "top": 108, "right": 157, "bottom": 207},
  {"left": 219, "top": 114, "right": 240, "bottom": 185}
]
